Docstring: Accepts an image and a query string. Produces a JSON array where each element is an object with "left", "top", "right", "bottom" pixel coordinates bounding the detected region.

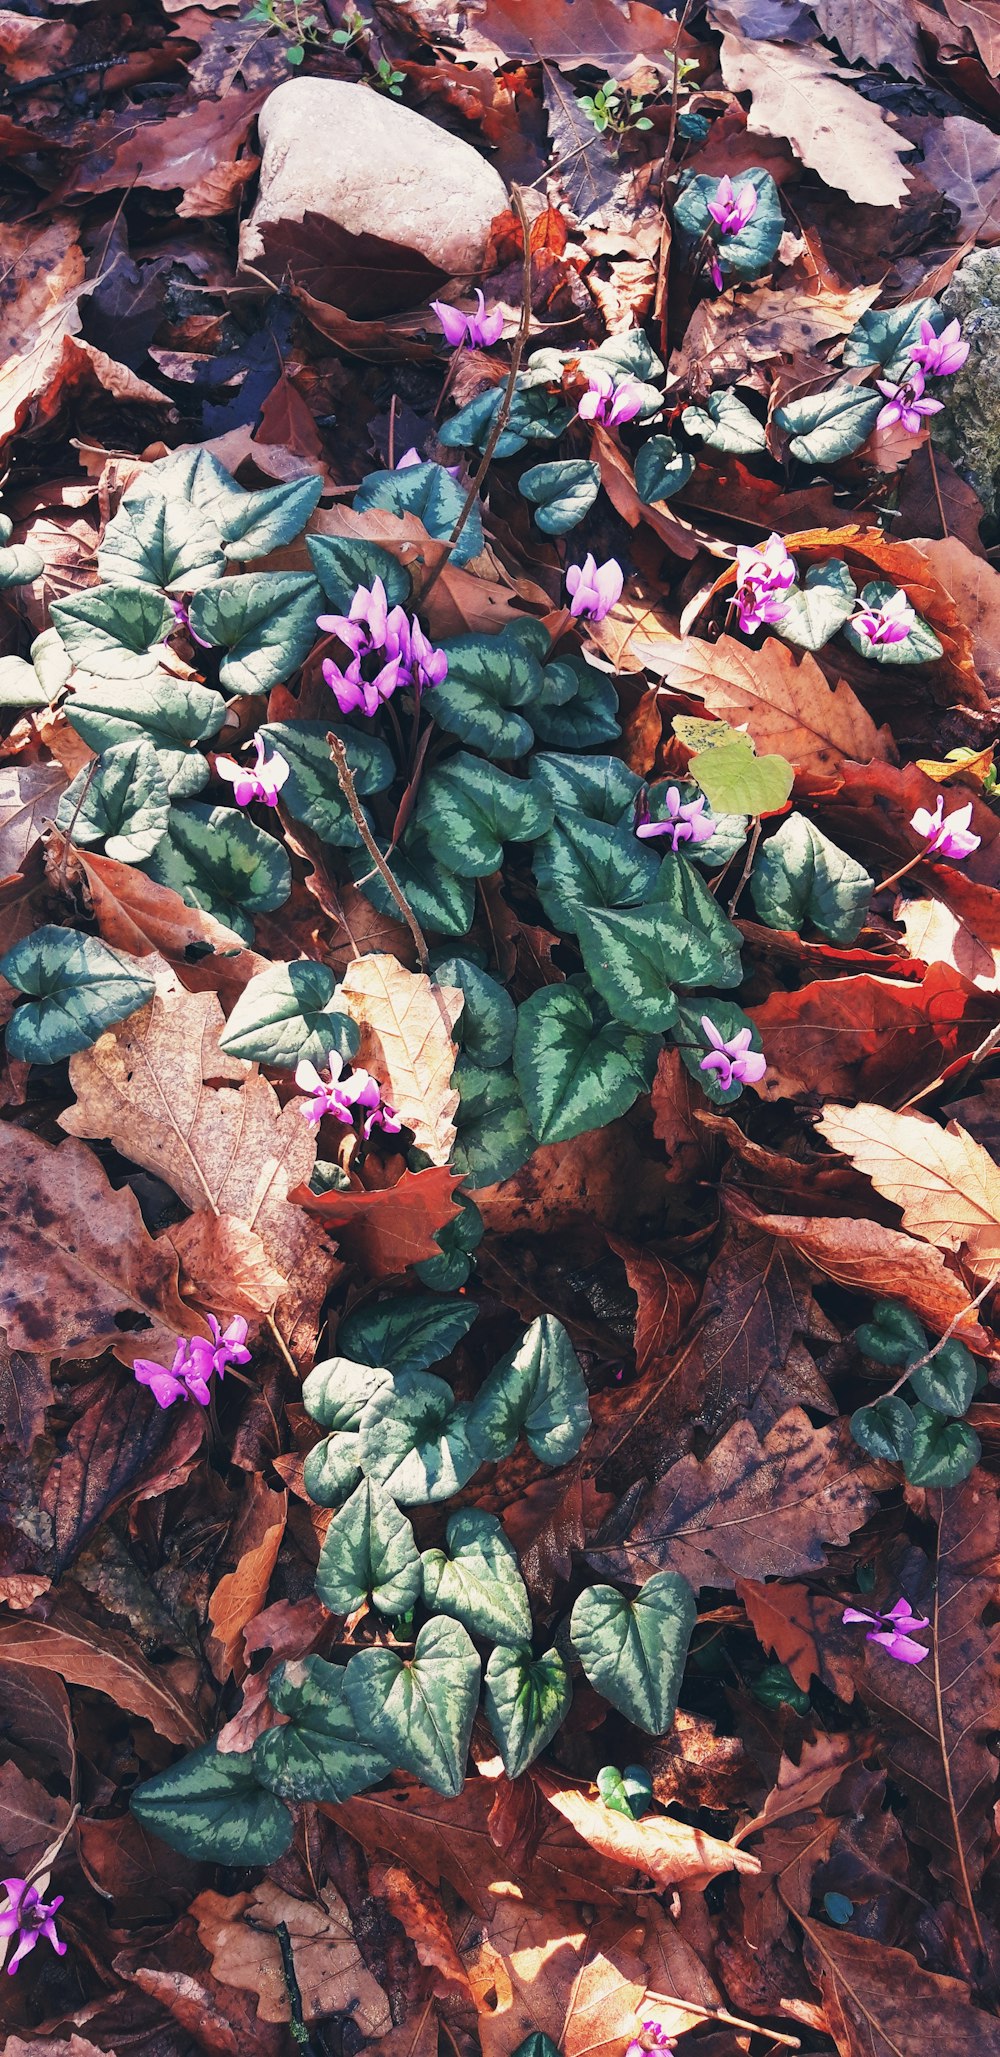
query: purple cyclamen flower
[
  {"left": 1, "top": 1879, "right": 66, "bottom": 1976},
  {"left": 167, "top": 598, "right": 212, "bottom": 649},
  {"left": 625, "top": 2021, "right": 675, "bottom": 2057},
  {"left": 430, "top": 290, "right": 504, "bottom": 350},
  {"left": 733, "top": 532, "right": 796, "bottom": 635},
  {"left": 842, "top": 1596, "right": 929, "bottom": 1665},
  {"left": 577, "top": 365, "right": 645, "bottom": 427},
  {"left": 908, "top": 316, "right": 968, "bottom": 378},
  {"left": 318, "top": 579, "right": 446, "bottom": 716},
  {"left": 133, "top": 1317, "right": 250, "bottom": 1410},
  {"left": 295, "top": 1051, "right": 402, "bottom": 1140},
  {"left": 852, "top": 589, "right": 916, "bottom": 646},
  {"left": 565, "top": 553, "right": 624, "bottom": 623},
  {"left": 706, "top": 175, "right": 757, "bottom": 286},
  {"left": 699, "top": 1016, "right": 766, "bottom": 1093},
  {"left": 875, "top": 364, "right": 943, "bottom": 436},
  {"left": 216, "top": 733, "right": 289, "bottom": 808},
  {"left": 910, "top": 793, "right": 981, "bottom": 862},
  {"left": 635, "top": 785, "right": 714, "bottom": 851},
  {"left": 396, "top": 447, "right": 462, "bottom": 480}
]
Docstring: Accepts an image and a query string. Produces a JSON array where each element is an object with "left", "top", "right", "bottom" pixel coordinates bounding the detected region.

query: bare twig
[
  {"left": 419, "top": 185, "right": 534, "bottom": 607},
  {"left": 328, "top": 731, "right": 430, "bottom": 973},
  {"left": 880, "top": 1272, "right": 997, "bottom": 1401},
  {"left": 644, "top": 1994, "right": 800, "bottom": 2049}
]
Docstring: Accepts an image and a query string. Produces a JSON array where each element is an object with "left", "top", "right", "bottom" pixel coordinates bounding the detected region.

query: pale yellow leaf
[
  {"left": 720, "top": 34, "right": 915, "bottom": 207},
  {"left": 340, "top": 953, "right": 462, "bottom": 1167},
  {"left": 897, "top": 892, "right": 1000, "bottom": 992},
  {"left": 816, "top": 1101, "right": 1000, "bottom": 1273}
]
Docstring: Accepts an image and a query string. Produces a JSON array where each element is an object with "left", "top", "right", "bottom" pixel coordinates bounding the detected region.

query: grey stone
[
  {"left": 936, "top": 249, "right": 1000, "bottom": 529},
  {"left": 242, "top": 77, "right": 507, "bottom": 287}
]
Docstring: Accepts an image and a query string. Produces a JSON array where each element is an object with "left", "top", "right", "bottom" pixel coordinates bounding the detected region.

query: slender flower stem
[
  {"left": 328, "top": 732, "right": 430, "bottom": 973},
  {"left": 420, "top": 186, "right": 534, "bottom": 608},
  {"left": 877, "top": 847, "right": 927, "bottom": 895}
]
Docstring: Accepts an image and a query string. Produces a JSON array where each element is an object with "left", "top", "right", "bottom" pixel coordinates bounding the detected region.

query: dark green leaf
[
  {"left": 259, "top": 720, "right": 393, "bottom": 843},
  {"left": 531, "top": 752, "right": 639, "bottom": 825},
  {"left": 467, "top": 1314, "right": 590, "bottom": 1467},
  {"left": 142, "top": 802, "right": 291, "bottom": 943},
  {"left": 303, "top": 1432, "right": 363, "bottom": 1506},
  {"left": 316, "top": 1476, "right": 423, "bottom": 1615},
  {"left": 1, "top": 926, "right": 156, "bottom": 1065},
  {"left": 339, "top": 1294, "right": 477, "bottom": 1374},
  {"left": 596, "top": 1764, "right": 654, "bottom": 1818},
  {"left": 189, "top": 573, "right": 323, "bottom": 696},
  {"left": 529, "top": 657, "right": 621, "bottom": 749},
  {"left": 850, "top": 1396, "right": 916, "bottom": 1465},
  {"left": 414, "top": 1194, "right": 485, "bottom": 1291},
  {"left": 253, "top": 1655, "right": 391, "bottom": 1801},
  {"left": 751, "top": 813, "right": 873, "bottom": 944},
  {"left": 421, "top": 1509, "right": 532, "bottom": 1643},
  {"left": 97, "top": 491, "right": 226, "bottom": 592},
  {"left": 682, "top": 390, "right": 767, "bottom": 455},
  {"left": 842, "top": 297, "right": 939, "bottom": 380},
  {"left": 51, "top": 583, "right": 175, "bottom": 680},
  {"left": 414, "top": 752, "right": 553, "bottom": 876},
  {"left": 131, "top": 1740, "right": 292, "bottom": 1864},
  {"left": 344, "top": 1615, "right": 480, "bottom": 1796},
  {"left": 533, "top": 807, "right": 661, "bottom": 936},
  {"left": 774, "top": 382, "right": 883, "bottom": 464},
  {"left": 904, "top": 1406, "right": 981, "bottom": 1488},
  {"left": 483, "top": 1645, "right": 571, "bottom": 1779},
  {"left": 570, "top": 1571, "right": 696, "bottom": 1735},
  {"left": 452, "top": 1057, "right": 534, "bottom": 1187},
  {"left": 514, "top": 983, "right": 658, "bottom": 1143},
  {"left": 56, "top": 740, "right": 170, "bottom": 864},
  {"left": 218, "top": 959, "right": 359, "bottom": 1068},
  {"left": 354, "top": 462, "right": 483, "bottom": 566},
  {"left": 353, "top": 831, "right": 476, "bottom": 938},
  {"left": 634, "top": 435, "right": 695, "bottom": 503},
  {"left": 302, "top": 1355, "right": 394, "bottom": 1429},
  {"left": 909, "top": 1338, "right": 977, "bottom": 1418},
  {"left": 518, "top": 459, "right": 601, "bottom": 535},
  {"left": 359, "top": 1370, "right": 479, "bottom": 1504},
  {"left": 430, "top": 629, "right": 545, "bottom": 758},
  {"left": 434, "top": 955, "right": 516, "bottom": 1069},
  {"left": 66, "top": 673, "right": 224, "bottom": 798},
  {"left": 777, "top": 561, "right": 858, "bottom": 652},
  {"left": 308, "top": 533, "right": 411, "bottom": 610},
  {"left": 856, "top": 1301, "right": 927, "bottom": 1368}
]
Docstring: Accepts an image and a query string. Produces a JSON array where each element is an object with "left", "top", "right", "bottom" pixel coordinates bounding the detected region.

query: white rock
[{"left": 242, "top": 78, "right": 507, "bottom": 285}]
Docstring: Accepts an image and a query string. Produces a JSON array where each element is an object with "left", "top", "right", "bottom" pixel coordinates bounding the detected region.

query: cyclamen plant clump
[{"left": 319, "top": 579, "right": 447, "bottom": 716}]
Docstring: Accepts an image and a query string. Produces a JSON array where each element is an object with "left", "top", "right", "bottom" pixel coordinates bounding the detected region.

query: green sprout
[
  {"left": 371, "top": 55, "right": 406, "bottom": 95},
  {"left": 243, "top": 0, "right": 325, "bottom": 65},
  {"left": 578, "top": 81, "right": 653, "bottom": 137}
]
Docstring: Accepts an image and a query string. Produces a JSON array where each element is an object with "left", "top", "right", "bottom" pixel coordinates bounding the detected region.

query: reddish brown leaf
[
  {"left": 800, "top": 1917, "right": 1000, "bottom": 2056},
  {"left": 41, "top": 1373, "right": 206, "bottom": 1575},
  {"left": 0, "top": 1601, "right": 203, "bottom": 1745},
  {"left": 749, "top": 965, "right": 997, "bottom": 1105},
  {"left": 291, "top": 1165, "right": 464, "bottom": 1276},
  {"left": 607, "top": 1235, "right": 699, "bottom": 1373}
]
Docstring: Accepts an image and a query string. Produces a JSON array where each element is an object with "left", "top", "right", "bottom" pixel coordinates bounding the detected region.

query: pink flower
[
  {"left": 626, "top": 2020, "right": 675, "bottom": 2057},
  {"left": 323, "top": 652, "right": 406, "bottom": 718},
  {"left": 733, "top": 532, "right": 795, "bottom": 634},
  {"left": 134, "top": 1317, "right": 251, "bottom": 1409},
  {"left": 430, "top": 290, "right": 504, "bottom": 349},
  {"left": 566, "top": 553, "right": 624, "bottom": 622},
  {"left": 699, "top": 1016, "right": 766, "bottom": 1093},
  {"left": 216, "top": 733, "right": 289, "bottom": 808},
  {"left": 842, "top": 1596, "right": 929, "bottom": 1665},
  {"left": 852, "top": 589, "right": 916, "bottom": 646},
  {"left": 1, "top": 1878, "right": 66, "bottom": 1975},
  {"left": 168, "top": 598, "right": 212, "bottom": 649},
  {"left": 319, "top": 580, "right": 446, "bottom": 714},
  {"left": 406, "top": 617, "right": 448, "bottom": 694},
  {"left": 707, "top": 174, "right": 758, "bottom": 238},
  {"left": 577, "top": 365, "right": 645, "bottom": 427},
  {"left": 910, "top": 793, "right": 981, "bottom": 862},
  {"left": 875, "top": 364, "right": 943, "bottom": 435},
  {"left": 635, "top": 785, "right": 714, "bottom": 851},
  {"left": 908, "top": 316, "right": 968, "bottom": 378},
  {"left": 295, "top": 1052, "right": 401, "bottom": 1139}
]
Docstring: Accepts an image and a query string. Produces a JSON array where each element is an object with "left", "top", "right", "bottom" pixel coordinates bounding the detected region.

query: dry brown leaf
[
  {"left": 59, "top": 963, "right": 335, "bottom": 1360},
  {"left": 921, "top": 115, "right": 1000, "bottom": 241},
  {"left": 911, "top": 534, "right": 1000, "bottom": 700},
  {"left": 897, "top": 892, "right": 1000, "bottom": 992},
  {"left": 816, "top": 1101, "right": 1000, "bottom": 1274},
  {"left": 0, "top": 764, "right": 68, "bottom": 877},
  {"left": 586, "top": 1407, "right": 878, "bottom": 1587},
  {"left": 207, "top": 1484, "right": 287, "bottom": 1682},
  {"left": 0, "top": 1129, "right": 196, "bottom": 1365},
  {"left": 369, "top": 1859, "right": 471, "bottom": 1993},
  {"left": 662, "top": 633, "right": 889, "bottom": 783},
  {"left": 0, "top": 216, "right": 85, "bottom": 453},
  {"left": 64, "top": 840, "right": 268, "bottom": 1011},
  {"left": 192, "top": 1881, "right": 392, "bottom": 2030},
  {"left": 669, "top": 281, "right": 880, "bottom": 397},
  {"left": 168, "top": 1212, "right": 288, "bottom": 1320},
  {"left": 339, "top": 953, "right": 462, "bottom": 1166},
  {"left": 538, "top": 1778, "right": 760, "bottom": 1889},
  {"left": 720, "top": 35, "right": 915, "bottom": 206},
  {"left": 808, "top": 0, "right": 923, "bottom": 78},
  {"left": 748, "top": 965, "right": 996, "bottom": 1105},
  {"left": 941, "top": 0, "right": 1000, "bottom": 71},
  {"left": 725, "top": 1196, "right": 991, "bottom": 1346},
  {"left": 460, "top": 1895, "right": 647, "bottom": 2057},
  {"left": 800, "top": 1918, "right": 1000, "bottom": 2057},
  {"left": 291, "top": 1165, "right": 464, "bottom": 1276},
  {"left": 636, "top": 1900, "right": 725, "bottom": 2040},
  {"left": 0, "top": 1602, "right": 202, "bottom": 1746}
]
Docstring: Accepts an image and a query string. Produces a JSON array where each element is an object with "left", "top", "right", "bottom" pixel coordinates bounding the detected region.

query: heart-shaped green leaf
[
  {"left": 856, "top": 1300, "right": 927, "bottom": 1367},
  {"left": 514, "top": 984, "right": 659, "bottom": 1144},
  {"left": 451, "top": 1057, "right": 534, "bottom": 1188},
  {"left": 414, "top": 752, "right": 553, "bottom": 877},
  {"left": 670, "top": 995, "right": 763, "bottom": 1105},
  {"left": 142, "top": 802, "right": 291, "bottom": 942},
  {"left": 344, "top": 1615, "right": 480, "bottom": 1796},
  {"left": 316, "top": 1476, "right": 423, "bottom": 1615},
  {"left": 354, "top": 461, "right": 483, "bottom": 566},
  {"left": 189, "top": 573, "right": 323, "bottom": 696},
  {"left": 131, "top": 1740, "right": 292, "bottom": 1864},
  {"left": 777, "top": 561, "right": 858, "bottom": 652},
  {"left": 259, "top": 720, "right": 393, "bottom": 844},
  {"left": 421, "top": 1510, "right": 532, "bottom": 1644},
  {"left": 303, "top": 1432, "right": 363, "bottom": 1506},
  {"left": 533, "top": 807, "right": 661, "bottom": 936},
  {"left": 359, "top": 1370, "right": 479, "bottom": 1504},
  {"left": 596, "top": 1764, "right": 654, "bottom": 1818},
  {"left": 575, "top": 906, "right": 680, "bottom": 1034},
  {"left": 570, "top": 1571, "right": 696, "bottom": 1734},
  {"left": 842, "top": 297, "right": 938, "bottom": 380},
  {"left": 430, "top": 628, "right": 545, "bottom": 758},
  {"left": 850, "top": 1396, "right": 916, "bottom": 1465},
  {"left": 147, "top": 449, "right": 322, "bottom": 556},
  {"left": 529, "top": 657, "right": 621, "bottom": 750},
  {"left": 434, "top": 955, "right": 516, "bottom": 1069},
  {"left": 775, "top": 382, "right": 883, "bottom": 464},
  {"left": 253, "top": 1655, "right": 391, "bottom": 1802},
  {"left": 904, "top": 1406, "right": 981, "bottom": 1487},
  {"left": 531, "top": 752, "right": 639, "bottom": 825},
  {"left": 338, "top": 1294, "right": 477, "bottom": 1375},
  {"left": 56, "top": 739, "right": 171, "bottom": 864},
  {"left": 518, "top": 458, "right": 601, "bottom": 534},
  {"left": 483, "top": 1644, "right": 571, "bottom": 1778},
  {"left": 909, "top": 1338, "right": 977, "bottom": 1417},
  {"left": 675, "top": 167, "right": 783, "bottom": 281},
  {"left": 751, "top": 813, "right": 873, "bottom": 944},
  {"left": 218, "top": 959, "right": 359, "bottom": 1068},
  {"left": 842, "top": 581, "right": 944, "bottom": 665},
  {"left": 689, "top": 733, "right": 794, "bottom": 816},
  {"left": 308, "top": 532, "right": 412, "bottom": 610},
  {"left": 97, "top": 490, "right": 226, "bottom": 591},
  {"left": 51, "top": 583, "right": 175, "bottom": 679},
  {"left": 414, "top": 1193, "right": 484, "bottom": 1292},
  {"left": 0, "top": 655, "right": 47, "bottom": 711},
  {"left": 634, "top": 435, "right": 695, "bottom": 504},
  {"left": 468, "top": 1314, "right": 590, "bottom": 1467},
  {"left": 66, "top": 673, "right": 224, "bottom": 798},
  {"left": 682, "top": 390, "right": 767, "bottom": 455},
  {"left": 0, "top": 518, "right": 43, "bottom": 591},
  {"left": 353, "top": 831, "right": 475, "bottom": 938},
  {"left": 0, "top": 927, "right": 156, "bottom": 1065},
  {"left": 302, "top": 1356, "right": 393, "bottom": 1430}
]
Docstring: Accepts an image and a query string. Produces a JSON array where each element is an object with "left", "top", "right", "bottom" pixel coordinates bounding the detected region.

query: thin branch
[
  {"left": 419, "top": 185, "right": 534, "bottom": 607},
  {"left": 644, "top": 1994, "right": 800, "bottom": 2049},
  {"left": 880, "top": 1271, "right": 997, "bottom": 1401},
  {"left": 328, "top": 731, "right": 430, "bottom": 973}
]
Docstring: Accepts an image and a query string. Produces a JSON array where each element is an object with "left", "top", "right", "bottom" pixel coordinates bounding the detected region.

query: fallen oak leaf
[
  {"left": 816, "top": 1101, "right": 1000, "bottom": 1275},
  {"left": 290, "top": 1165, "right": 464, "bottom": 1276},
  {"left": 719, "top": 34, "right": 915, "bottom": 207},
  {"left": 736, "top": 1577, "right": 860, "bottom": 1701},
  {"left": 369, "top": 1858, "right": 472, "bottom": 1995},
  {"left": 536, "top": 1774, "right": 761, "bottom": 1888},
  {"left": 459, "top": 1895, "right": 648, "bottom": 2057},
  {"left": 661, "top": 631, "right": 890, "bottom": 787},
  {"left": 338, "top": 952, "right": 463, "bottom": 1167},
  {"left": 191, "top": 1880, "right": 392, "bottom": 2031},
  {"left": 61, "top": 838, "right": 268, "bottom": 1013}
]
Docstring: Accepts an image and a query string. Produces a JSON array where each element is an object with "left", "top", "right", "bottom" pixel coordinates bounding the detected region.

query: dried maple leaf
[
  {"left": 749, "top": 966, "right": 997, "bottom": 1106},
  {"left": 719, "top": 35, "right": 915, "bottom": 206},
  {"left": 538, "top": 1777, "right": 761, "bottom": 1890},
  {"left": 290, "top": 1165, "right": 463, "bottom": 1276},
  {"left": 587, "top": 1407, "right": 879, "bottom": 1587},
  {"left": 0, "top": 1128, "right": 196, "bottom": 1366},
  {"left": 192, "top": 1882, "right": 392, "bottom": 2031},
  {"left": 800, "top": 1917, "right": 1000, "bottom": 2056},
  {"left": 816, "top": 1101, "right": 1000, "bottom": 1275},
  {"left": 339, "top": 953, "right": 462, "bottom": 1167},
  {"left": 737, "top": 1577, "right": 861, "bottom": 1702},
  {"left": 664, "top": 630, "right": 890, "bottom": 786}
]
